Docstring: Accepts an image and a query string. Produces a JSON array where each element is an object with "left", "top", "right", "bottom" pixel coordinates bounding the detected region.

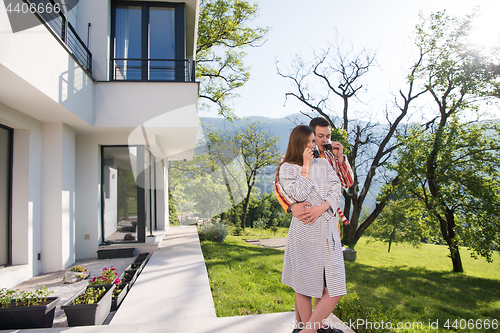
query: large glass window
[
  {"left": 101, "top": 146, "right": 156, "bottom": 244},
  {"left": 113, "top": 5, "right": 142, "bottom": 80},
  {"left": 0, "top": 125, "right": 12, "bottom": 267},
  {"left": 111, "top": 2, "right": 185, "bottom": 81}
]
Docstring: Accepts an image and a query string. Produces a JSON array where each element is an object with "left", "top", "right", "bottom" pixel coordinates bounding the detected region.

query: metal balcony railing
[
  {"left": 111, "top": 58, "right": 196, "bottom": 82},
  {"left": 24, "top": 0, "right": 92, "bottom": 76}
]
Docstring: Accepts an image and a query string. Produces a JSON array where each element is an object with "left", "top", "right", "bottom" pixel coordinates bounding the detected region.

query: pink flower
[
  {"left": 103, "top": 267, "right": 108, "bottom": 271},
  {"left": 114, "top": 278, "right": 121, "bottom": 284},
  {"left": 92, "top": 277, "right": 96, "bottom": 282}
]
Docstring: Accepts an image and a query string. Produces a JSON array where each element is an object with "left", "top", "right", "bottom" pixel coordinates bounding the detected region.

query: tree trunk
[
  {"left": 241, "top": 186, "right": 253, "bottom": 229},
  {"left": 388, "top": 227, "right": 396, "bottom": 253},
  {"left": 448, "top": 243, "right": 463, "bottom": 273}
]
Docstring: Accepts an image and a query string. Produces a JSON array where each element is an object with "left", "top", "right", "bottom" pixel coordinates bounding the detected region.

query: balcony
[
  {"left": 111, "top": 58, "right": 196, "bottom": 82},
  {"left": 24, "top": 0, "right": 92, "bottom": 76}
]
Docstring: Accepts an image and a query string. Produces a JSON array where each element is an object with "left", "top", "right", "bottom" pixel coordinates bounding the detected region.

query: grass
[{"left": 201, "top": 228, "right": 500, "bottom": 332}]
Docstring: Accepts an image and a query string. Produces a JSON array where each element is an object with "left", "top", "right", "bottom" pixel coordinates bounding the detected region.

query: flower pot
[
  {"left": 111, "top": 282, "right": 129, "bottom": 311},
  {"left": 96, "top": 248, "right": 135, "bottom": 259},
  {"left": 0, "top": 297, "right": 59, "bottom": 329},
  {"left": 61, "top": 284, "right": 115, "bottom": 326},
  {"left": 124, "top": 268, "right": 139, "bottom": 287},
  {"left": 132, "top": 252, "right": 151, "bottom": 274},
  {"left": 135, "top": 252, "right": 150, "bottom": 263}
]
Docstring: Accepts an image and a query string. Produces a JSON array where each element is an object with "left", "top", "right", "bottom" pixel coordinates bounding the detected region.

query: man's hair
[
  {"left": 282, "top": 125, "right": 314, "bottom": 166},
  {"left": 309, "top": 117, "right": 331, "bottom": 131}
]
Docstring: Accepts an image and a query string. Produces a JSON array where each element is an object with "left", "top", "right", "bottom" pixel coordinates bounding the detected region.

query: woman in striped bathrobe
[{"left": 277, "top": 125, "right": 346, "bottom": 333}]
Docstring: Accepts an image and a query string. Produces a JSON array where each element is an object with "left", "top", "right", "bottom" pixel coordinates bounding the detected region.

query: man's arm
[
  {"left": 334, "top": 156, "right": 354, "bottom": 189},
  {"left": 274, "top": 161, "right": 314, "bottom": 222}
]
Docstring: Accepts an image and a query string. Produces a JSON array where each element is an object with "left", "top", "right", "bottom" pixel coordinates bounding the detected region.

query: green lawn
[{"left": 201, "top": 229, "right": 500, "bottom": 332}]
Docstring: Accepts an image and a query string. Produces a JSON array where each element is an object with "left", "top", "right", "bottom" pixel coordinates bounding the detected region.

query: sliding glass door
[{"left": 101, "top": 146, "right": 156, "bottom": 244}]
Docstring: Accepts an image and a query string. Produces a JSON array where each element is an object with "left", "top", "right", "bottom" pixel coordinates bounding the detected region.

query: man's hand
[
  {"left": 291, "top": 201, "right": 331, "bottom": 225},
  {"left": 330, "top": 141, "right": 344, "bottom": 164},
  {"left": 290, "top": 201, "right": 321, "bottom": 224},
  {"left": 290, "top": 202, "right": 312, "bottom": 222}
]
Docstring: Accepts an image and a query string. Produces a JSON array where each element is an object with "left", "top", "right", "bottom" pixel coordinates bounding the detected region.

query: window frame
[
  {"left": 110, "top": 1, "right": 186, "bottom": 82},
  {"left": 0, "top": 124, "right": 13, "bottom": 267}
]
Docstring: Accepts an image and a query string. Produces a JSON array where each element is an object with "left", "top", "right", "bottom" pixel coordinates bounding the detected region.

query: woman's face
[{"left": 305, "top": 133, "right": 315, "bottom": 151}]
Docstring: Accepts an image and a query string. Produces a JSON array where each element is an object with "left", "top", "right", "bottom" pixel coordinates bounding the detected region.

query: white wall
[
  {"left": 0, "top": 103, "right": 42, "bottom": 288},
  {"left": 155, "top": 160, "right": 167, "bottom": 231},
  {"left": 75, "top": 0, "right": 111, "bottom": 81},
  {"left": 0, "top": 4, "right": 94, "bottom": 126},
  {"left": 41, "top": 123, "right": 76, "bottom": 273},
  {"left": 75, "top": 133, "right": 130, "bottom": 260},
  {"left": 103, "top": 167, "right": 118, "bottom": 239}
]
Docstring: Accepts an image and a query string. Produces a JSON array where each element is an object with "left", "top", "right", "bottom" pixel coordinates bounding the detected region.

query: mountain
[
  {"left": 200, "top": 113, "right": 314, "bottom": 155},
  {"left": 198, "top": 114, "right": 385, "bottom": 211}
]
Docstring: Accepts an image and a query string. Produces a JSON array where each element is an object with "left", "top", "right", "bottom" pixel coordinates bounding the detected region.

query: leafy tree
[
  {"left": 168, "top": 149, "right": 236, "bottom": 220},
  {"left": 197, "top": 0, "right": 268, "bottom": 119},
  {"left": 367, "top": 199, "right": 429, "bottom": 252},
  {"left": 388, "top": 10, "right": 500, "bottom": 272},
  {"left": 277, "top": 33, "right": 427, "bottom": 248},
  {"left": 206, "top": 121, "right": 281, "bottom": 228},
  {"left": 389, "top": 119, "right": 500, "bottom": 271},
  {"left": 168, "top": 191, "right": 180, "bottom": 225}
]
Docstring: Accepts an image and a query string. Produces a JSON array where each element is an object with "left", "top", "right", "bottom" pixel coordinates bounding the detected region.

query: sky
[{"left": 199, "top": 0, "right": 500, "bottom": 121}]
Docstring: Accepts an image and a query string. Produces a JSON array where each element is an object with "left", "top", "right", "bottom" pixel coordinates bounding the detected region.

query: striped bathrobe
[{"left": 279, "top": 158, "right": 346, "bottom": 298}]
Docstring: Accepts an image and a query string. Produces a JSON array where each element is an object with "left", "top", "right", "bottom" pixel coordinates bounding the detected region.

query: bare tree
[{"left": 277, "top": 38, "right": 427, "bottom": 247}]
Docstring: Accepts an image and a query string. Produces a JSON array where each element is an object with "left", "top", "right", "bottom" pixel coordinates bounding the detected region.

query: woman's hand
[
  {"left": 302, "top": 201, "right": 331, "bottom": 225},
  {"left": 301, "top": 147, "right": 313, "bottom": 178}
]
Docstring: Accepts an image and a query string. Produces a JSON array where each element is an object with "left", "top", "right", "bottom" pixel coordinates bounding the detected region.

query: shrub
[
  {"left": 253, "top": 218, "right": 267, "bottom": 229},
  {"left": 198, "top": 222, "right": 228, "bottom": 242},
  {"left": 332, "top": 292, "right": 395, "bottom": 333},
  {"left": 232, "top": 224, "right": 243, "bottom": 236},
  {"left": 70, "top": 265, "right": 85, "bottom": 272}
]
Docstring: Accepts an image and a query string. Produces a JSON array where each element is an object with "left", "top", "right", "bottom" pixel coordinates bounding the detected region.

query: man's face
[{"left": 314, "top": 126, "right": 331, "bottom": 152}]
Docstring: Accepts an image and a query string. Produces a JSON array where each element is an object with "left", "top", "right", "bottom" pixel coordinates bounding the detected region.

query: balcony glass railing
[
  {"left": 111, "top": 58, "right": 196, "bottom": 82},
  {"left": 24, "top": 0, "right": 92, "bottom": 75}
]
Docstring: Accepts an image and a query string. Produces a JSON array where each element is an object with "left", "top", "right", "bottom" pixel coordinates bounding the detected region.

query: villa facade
[{"left": 0, "top": 0, "right": 200, "bottom": 288}]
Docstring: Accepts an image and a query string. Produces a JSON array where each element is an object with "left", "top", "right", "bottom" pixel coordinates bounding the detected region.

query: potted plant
[
  {"left": 0, "top": 286, "right": 59, "bottom": 329},
  {"left": 62, "top": 266, "right": 120, "bottom": 326},
  {"left": 61, "top": 284, "right": 115, "bottom": 326},
  {"left": 96, "top": 247, "right": 135, "bottom": 259},
  {"left": 110, "top": 281, "right": 129, "bottom": 311},
  {"left": 123, "top": 266, "right": 139, "bottom": 287},
  {"left": 88, "top": 266, "right": 120, "bottom": 287}
]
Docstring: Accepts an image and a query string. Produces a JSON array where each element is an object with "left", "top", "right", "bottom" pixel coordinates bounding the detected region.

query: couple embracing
[{"left": 275, "top": 117, "right": 353, "bottom": 333}]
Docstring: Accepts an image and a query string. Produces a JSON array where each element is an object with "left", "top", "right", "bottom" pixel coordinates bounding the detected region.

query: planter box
[
  {"left": 111, "top": 283, "right": 129, "bottom": 311},
  {"left": 61, "top": 284, "right": 115, "bottom": 326},
  {"left": 0, "top": 297, "right": 59, "bottom": 329},
  {"left": 124, "top": 268, "right": 139, "bottom": 287},
  {"left": 97, "top": 248, "right": 135, "bottom": 259}
]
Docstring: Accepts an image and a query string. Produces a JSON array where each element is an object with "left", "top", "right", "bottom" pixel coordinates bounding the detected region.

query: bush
[
  {"left": 232, "top": 224, "right": 243, "bottom": 236},
  {"left": 198, "top": 222, "right": 228, "bottom": 242},
  {"left": 253, "top": 218, "right": 267, "bottom": 229},
  {"left": 333, "top": 292, "right": 395, "bottom": 333}
]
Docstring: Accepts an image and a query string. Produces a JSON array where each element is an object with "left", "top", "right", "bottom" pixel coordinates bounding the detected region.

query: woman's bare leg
[
  {"left": 300, "top": 288, "right": 342, "bottom": 333},
  {"left": 294, "top": 292, "right": 312, "bottom": 330},
  {"left": 294, "top": 297, "right": 302, "bottom": 330}
]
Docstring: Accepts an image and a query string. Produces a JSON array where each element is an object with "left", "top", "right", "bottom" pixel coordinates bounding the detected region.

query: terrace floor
[{"left": 7, "top": 226, "right": 353, "bottom": 333}]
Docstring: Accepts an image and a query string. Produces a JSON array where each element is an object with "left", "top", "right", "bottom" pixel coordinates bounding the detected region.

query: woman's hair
[{"left": 282, "top": 125, "right": 315, "bottom": 166}]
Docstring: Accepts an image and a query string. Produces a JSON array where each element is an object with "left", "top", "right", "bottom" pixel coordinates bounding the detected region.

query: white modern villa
[{"left": 0, "top": 0, "right": 200, "bottom": 288}]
